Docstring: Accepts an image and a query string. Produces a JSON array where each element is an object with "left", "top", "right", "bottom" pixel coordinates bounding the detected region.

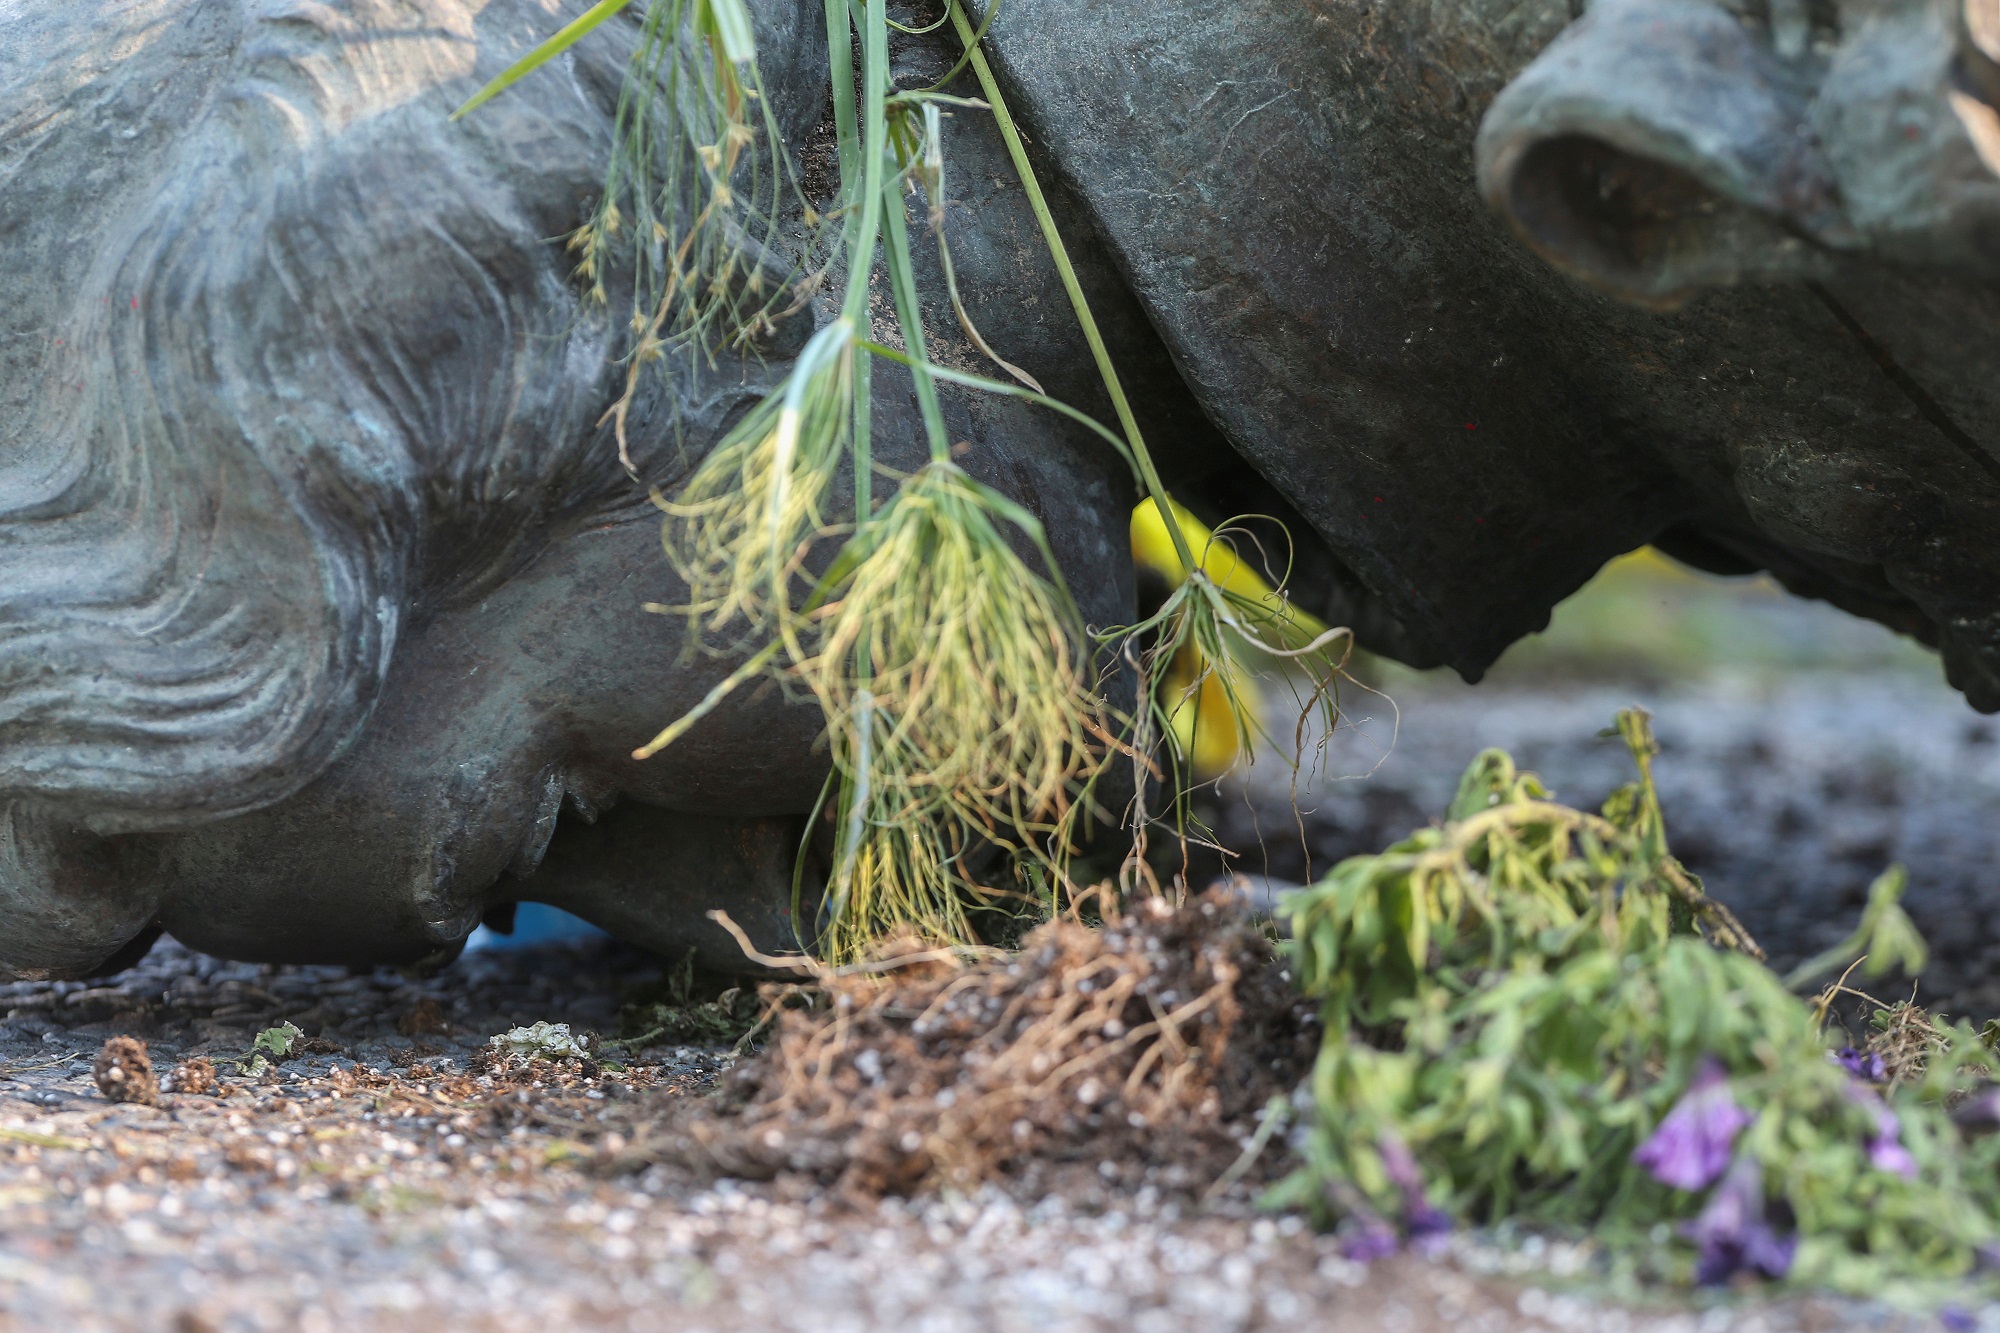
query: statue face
[
  {"left": 0, "top": 0, "right": 1138, "bottom": 977},
  {"left": 10, "top": 0, "right": 2000, "bottom": 978},
  {"left": 1472, "top": 0, "right": 2000, "bottom": 709},
  {"left": 0, "top": 3, "right": 715, "bottom": 973}
]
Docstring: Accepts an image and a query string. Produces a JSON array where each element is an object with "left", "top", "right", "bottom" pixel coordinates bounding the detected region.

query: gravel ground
[{"left": 4, "top": 669, "right": 1999, "bottom": 1331}]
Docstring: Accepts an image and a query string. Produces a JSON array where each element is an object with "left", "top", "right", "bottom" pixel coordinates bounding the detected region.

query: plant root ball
[
  {"left": 93, "top": 1035, "right": 159, "bottom": 1106},
  {"left": 656, "top": 888, "right": 1319, "bottom": 1198}
]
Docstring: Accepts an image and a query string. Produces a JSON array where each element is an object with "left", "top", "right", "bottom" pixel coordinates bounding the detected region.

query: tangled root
[{"left": 647, "top": 890, "right": 1316, "bottom": 1198}]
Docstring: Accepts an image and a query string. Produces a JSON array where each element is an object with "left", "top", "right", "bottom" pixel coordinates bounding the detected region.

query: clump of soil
[
  {"left": 172, "top": 1056, "right": 220, "bottom": 1096},
  {"left": 92, "top": 1035, "right": 158, "bottom": 1105},
  {"left": 647, "top": 890, "right": 1317, "bottom": 1197},
  {"left": 397, "top": 995, "right": 453, "bottom": 1037}
]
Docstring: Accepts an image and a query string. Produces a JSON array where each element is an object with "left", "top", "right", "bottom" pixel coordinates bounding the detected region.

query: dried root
[{"left": 637, "top": 890, "right": 1314, "bottom": 1197}]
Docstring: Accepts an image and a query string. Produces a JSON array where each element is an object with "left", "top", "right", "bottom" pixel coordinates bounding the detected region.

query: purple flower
[
  {"left": 1953, "top": 1086, "right": 2000, "bottom": 1131},
  {"left": 1378, "top": 1134, "right": 1454, "bottom": 1255},
  {"left": 1378, "top": 1134, "right": 1424, "bottom": 1194},
  {"left": 1939, "top": 1307, "right": 1975, "bottom": 1333},
  {"left": 1845, "top": 1083, "right": 1919, "bottom": 1180},
  {"left": 1682, "top": 1154, "right": 1796, "bottom": 1286},
  {"left": 1693, "top": 1228, "right": 1796, "bottom": 1287},
  {"left": 1341, "top": 1218, "right": 1400, "bottom": 1263},
  {"left": 1833, "top": 1047, "right": 1887, "bottom": 1083},
  {"left": 1868, "top": 1125, "right": 1918, "bottom": 1178},
  {"left": 1406, "top": 1201, "right": 1454, "bottom": 1258},
  {"left": 1634, "top": 1059, "right": 1752, "bottom": 1191}
]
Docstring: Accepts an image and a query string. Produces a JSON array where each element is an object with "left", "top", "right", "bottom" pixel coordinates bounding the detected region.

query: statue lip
[{"left": 1475, "top": 0, "right": 1854, "bottom": 311}]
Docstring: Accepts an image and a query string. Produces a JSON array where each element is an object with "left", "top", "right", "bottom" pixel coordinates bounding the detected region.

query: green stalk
[
  {"left": 828, "top": 0, "right": 896, "bottom": 940},
  {"left": 917, "top": 0, "right": 1005, "bottom": 95},
  {"left": 826, "top": 0, "right": 872, "bottom": 520},
  {"left": 630, "top": 639, "right": 784, "bottom": 759},
  {"left": 823, "top": 0, "right": 859, "bottom": 188},
  {"left": 843, "top": 0, "right": 889, "bottom": 524},
  {"left": 882, "top": 194, "right": 953, "bottom": 462},
  {"left": 853, "top": 339, "right": 874, "bottom": 519},
  {"left": 944, "top": 0, "right": 1195, "bottom": 575},
  {"left": 839, "top": 0, "right": 891, "bottom": 323},
  {"left": 451, "top": 0, "right": 634, "bottom": 121},
  {"left": 859, "top": 341, "right": 1134, "bottom": 460}
]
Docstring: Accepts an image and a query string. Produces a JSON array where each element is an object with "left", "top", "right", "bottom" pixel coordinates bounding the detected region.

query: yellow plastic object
[
  {"left": 1130, "top": 499, "right": 1279, "bottom": 778},
  {"left": 1160, "top": 647, "right": 1256, "bottom": 778},
  {"left": 1131, "top": 499, "right": 1282, "bottom": 603}
]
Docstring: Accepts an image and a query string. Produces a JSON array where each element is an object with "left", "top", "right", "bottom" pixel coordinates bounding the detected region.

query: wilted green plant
[
  {"left": 457, "top": 0, "right": 804, "bottom": 414},
  {"left": 1276, "top": 709, "right": 2000, "bottom": 1297},
  {"left": 1787, "top": 864, "right": 1930, "bottom": 991},
  {"left": 1115, "top": 500, "right": 1354, "bottom": 883},
  {"left": 615, "top": 950, "right": 768, "bottom": 1048},
  {"left": 638, "top": 320, "right": 858, "bottom": 662},
  {"left": 801, "top": 458, "right": 1104, "bottom": 955},
  {"left": 234, "top": 1020, "right": 305, "bottom": 1077},
  {"left": 925, "top": 7, "right": 1356, "bottom": 904}
]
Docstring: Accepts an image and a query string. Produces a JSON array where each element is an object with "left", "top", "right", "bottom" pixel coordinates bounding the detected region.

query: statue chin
[{"left": 137, "top": 508, "right": 836, "bottom": 976}]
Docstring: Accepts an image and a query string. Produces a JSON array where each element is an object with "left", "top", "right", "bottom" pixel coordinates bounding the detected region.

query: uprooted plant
[
  {"left": 1277, "top": 708, "right": 2000, "bottom": 1298},
  {"left": 599, "top": 705, "right": 2000, "bottom": 1301}
]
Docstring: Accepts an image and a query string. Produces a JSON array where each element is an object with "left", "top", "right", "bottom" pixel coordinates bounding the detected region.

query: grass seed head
[
  {"left": 806, "top": 461, "right": 1105, "bottom": 958},
  {"left": 656, "top": 322, "right": 855, "bottom": 641},
  {"left": 810, "top": 461, "right": 1098, "bottom": 828}
]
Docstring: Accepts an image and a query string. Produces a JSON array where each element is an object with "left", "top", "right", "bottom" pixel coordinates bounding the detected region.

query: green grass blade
[
  {"left": 451, "top": 0, "right": 635, "bottom": 121},
  {"left": 824, "top": 0, "right": 860, "bottom": 186},
  {"left": 881, "top": 194, "right": 953, "bottom": 462},
  {"left": 839, "top": 0, "right": 891, "bottom": 321},
  {"left": 857, "top": 341, "right": 1133, "bottom": 466},
  {"left": 703, "top": 0, "right": 759, "bottom": 65},
  {"left": 920, "top": 0, "right": 1004, "bottom": 94},
  {"left": 630, "top": 639, "right": 784, "bottom": 760}
]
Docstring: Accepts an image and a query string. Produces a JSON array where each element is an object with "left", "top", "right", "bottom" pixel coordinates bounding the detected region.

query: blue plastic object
[{"left": 463, "top": 902, "right": 607, "bottom": 952}]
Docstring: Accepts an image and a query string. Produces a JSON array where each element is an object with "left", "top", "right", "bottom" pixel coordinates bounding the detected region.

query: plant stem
[
  {"left": 827, "top": 0, "right": 873, "bottom": 522},
  {"left": 840, "top": 0, "right": 890, "bottom": 323},
  {"left": 823, "top": 0, "right": 859, "bottom": 186},
  {"left": 630, "top": 638, "right": 784, "bottom": 759},
  {"left": 883, "top": 193, "right": 953, "bottom": 462},
  {"left": 943, "top": 1, "right": 1195, "bottom": 575}
]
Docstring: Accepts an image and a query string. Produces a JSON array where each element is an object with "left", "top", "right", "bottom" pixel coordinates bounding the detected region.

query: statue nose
[{"left": 1475, "top": 0, "right": 1853, "bottom": 310}]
